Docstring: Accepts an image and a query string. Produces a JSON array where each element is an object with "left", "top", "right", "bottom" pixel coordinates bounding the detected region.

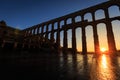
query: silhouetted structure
[
  {"left": 0, "top": 20, "right": 23, "bottom": 49},
  {"left": 0, "top": 0, "right": 120, "bottom": 54}
]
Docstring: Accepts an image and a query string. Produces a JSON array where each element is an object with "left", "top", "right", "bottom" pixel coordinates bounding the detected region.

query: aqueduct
[
  {"left": 22, "top": 0, "right": 120, "bottom": 53},
  {"left": 1, "top": 0, "right": 120, "bottom": 54}
]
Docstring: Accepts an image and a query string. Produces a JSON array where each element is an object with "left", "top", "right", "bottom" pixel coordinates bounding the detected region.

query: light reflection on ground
[
  {"left": 90, "top": 54, "right": 118, "bottom": 80},
  {"left": 0, "top": 52, "right": 120, "bottom": 80}
]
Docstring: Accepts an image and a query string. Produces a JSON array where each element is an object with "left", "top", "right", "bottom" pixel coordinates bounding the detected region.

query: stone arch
[
  {"left": 75, "top": 27, "right": 82, "bottom": 52},
  {"left": 85, "top": 25, "right": 94, "bottom": 52},
  {"left": 75, "top": 15, "right": 81, "bottom": 22},
  {"left": 66, "top": 18, "right": 72, "bottom": 24},
  {"left": 97, "top": 23, "right": 108, "bottom": 51},
  {"left": 84, "top": 12, "right": 93, "bottom": 22},
  {"left": 108, "top": 5, "right": 120, "bottom": 18},
  {"left": 95, "top": 9, "right": 105, "bottom": 20},
  {"left": 111, "top": 20, "right": 120, "bottom": 50}
]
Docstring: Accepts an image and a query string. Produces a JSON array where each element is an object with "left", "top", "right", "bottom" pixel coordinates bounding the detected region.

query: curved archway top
[
  {"left": 74, "top": 15, "right": 81, "bottom": 22},
  {"left": 83, "top": 12, "right": 92, "bottom": 17},
  {"left": 59, "top": 30, "right": 65, "bottom": 33},
  {"left": 75, "top": 15, "right": 81, "bottom": 18},
  {"left": 94, "top": 8, "right": 105, "bottom": 13},
  {"left": 111, "top": 20, "right": 120, "bottom": 22},
  {"left": 66, "top": 28, "right": 72, "bottom": 31},
  {"left": 103, "top": 5, "right": 120, "bottom": 12},
  {"left": 66, "top": 18, "right": 72, "bottom": 23},
  {"left": 83, "top": 11, "right": 93, "bottom": 17},
  {"left": 96, "top": 22, "right": 107, "bottom": 26},
  {"left": 107, "top": 4, "right": 120, "bottom": 10},
  {"left": 106, "top": 2, "right": 120, "bottom": 9},
  {"left": 85, "top": 25, "right": 93, "bottom": 28}
]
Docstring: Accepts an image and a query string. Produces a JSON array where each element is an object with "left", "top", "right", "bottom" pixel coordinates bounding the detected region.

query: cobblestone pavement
[{"left": 0, "top": 52, "right": 120, "bottom": 80}]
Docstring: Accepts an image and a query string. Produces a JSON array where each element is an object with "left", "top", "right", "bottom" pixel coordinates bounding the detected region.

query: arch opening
[
  {"left": 111, "top": 20, "right": 120, "bottom": 50},
  {"left": 60, "top": 20, "right": 64, "bottom": 28},
  {"left": 97, "top": 23, "right": 108, "bottom": 52},
  {"left": 108, "top": 5, "right": 120, "bottom": 18},
  {"left": 84, "top": 13, "right": 93, "bottom": 22},
  {"left": 54, "top": 22, "right": 58, "bottom": 30},
  {"left": 85, "top": 25, "right": 94, "bottom": 52},
  {"left": 75, "top": 16, "right": 81, "bottom": 22},
  {"left": 75, "top": 27, "right": 82, "bottom": 52},
  {"left": 67, "top": 29, "right": 72, "bottom": 48},
  {"left": 43, "top": 25, "right": 46, "bottom": 32},
  {"left": 67, "top": 18, "right": 72, "bottom": 24},
  {"left": 60, "top": 31, "right": 64, "bottom": 48},
  {"left": 48, "top": 24, "right": 52, "bottom": 31},
  {"left": 95, "top": 9, "right": 105, "bottom": 20},
  {"left": 54, "top": 32, "right": 57, "bottom": 43}
]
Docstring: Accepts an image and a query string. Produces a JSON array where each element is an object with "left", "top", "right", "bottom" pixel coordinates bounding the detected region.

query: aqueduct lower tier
[{"left": 22, "top": 0, "right": 120, "bottom": 54}]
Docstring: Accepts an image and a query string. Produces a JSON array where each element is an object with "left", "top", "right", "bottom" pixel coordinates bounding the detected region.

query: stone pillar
[
  {"left": 81, "top": 16, "right": 87, "bottom": 54},
  {"left": 92, "top": 12, "right": 100, "bottom": 54},
  {"left": 104, "top": 8, "right": 116, "bottom": 53},
  {"left": 56, "top": 22, "right": 60, "bottom": 49},
  {"left": 72, "top": 18, "right": 77, "bottom": 53},
  {"left": 63, "top": 20, "right": 68, "bottom": 51}
]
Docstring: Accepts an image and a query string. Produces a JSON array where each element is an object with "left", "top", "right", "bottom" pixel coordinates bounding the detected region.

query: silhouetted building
[{"left": 0, "top": 20, "right": 23, "bottom": 48}]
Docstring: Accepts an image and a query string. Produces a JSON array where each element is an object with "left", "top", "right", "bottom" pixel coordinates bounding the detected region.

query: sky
[
  {"left": 1, "top": 0, "right": 120, "bottom": 52},
  {"left": 0, "top": 0, "right": 108, "bottom": 29}
]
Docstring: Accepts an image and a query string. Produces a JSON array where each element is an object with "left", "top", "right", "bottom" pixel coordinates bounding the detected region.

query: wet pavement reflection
[
  {"left": 90, "top": 54, "right": 120, "bottom": 80},
  {"left": 0, "top": 52, "right": 120, "bottom": 80}
]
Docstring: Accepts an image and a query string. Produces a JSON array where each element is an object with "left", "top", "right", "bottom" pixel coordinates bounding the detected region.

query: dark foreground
[{"left": 0, "top": 51, "right": 120, "bottom": 80}]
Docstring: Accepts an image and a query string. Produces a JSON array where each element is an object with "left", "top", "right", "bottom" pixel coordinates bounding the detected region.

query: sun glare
[{"left": 100, "top": 47, "right": 107, "bottom": 52}]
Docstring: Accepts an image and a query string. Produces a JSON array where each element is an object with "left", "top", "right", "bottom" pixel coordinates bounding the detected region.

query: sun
[{"left": 100, "top": 47, "right": 107, "bottom": 52}]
